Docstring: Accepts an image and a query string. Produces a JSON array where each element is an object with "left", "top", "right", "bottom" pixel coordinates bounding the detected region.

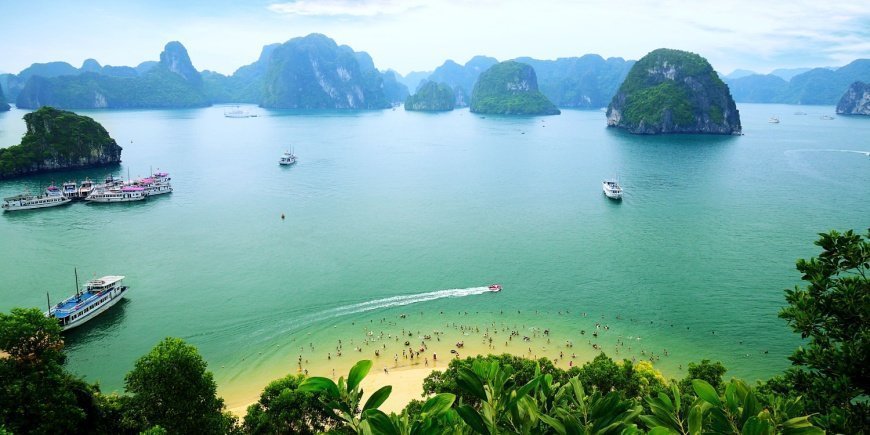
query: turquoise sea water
[{"left": 0, "top": 104, "right": 867, "bottom": 402}]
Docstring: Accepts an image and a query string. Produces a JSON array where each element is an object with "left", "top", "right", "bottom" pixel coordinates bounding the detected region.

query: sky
[{"left": 2, "top": 0, "right": 869, "bottom": 77}]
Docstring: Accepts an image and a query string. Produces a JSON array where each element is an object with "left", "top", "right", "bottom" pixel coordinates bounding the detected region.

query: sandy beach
[{"left": 221, "top": 307, "right": 697, "bottom": 417}]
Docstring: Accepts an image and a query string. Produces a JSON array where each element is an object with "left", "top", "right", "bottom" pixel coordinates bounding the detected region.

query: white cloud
[{"left": 268, "top": 0, "right": 426, "bottom": 17}]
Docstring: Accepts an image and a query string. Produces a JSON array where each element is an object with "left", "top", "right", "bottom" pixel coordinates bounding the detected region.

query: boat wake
[
  {"left": 318, "top": 286, "right": 493, "bottom": 319},
  {"left": 195, "top": 286, "right": 496, "bottom": 346},
  {"left": 786, "top": 148, "right": 870, "bottom": 157}
]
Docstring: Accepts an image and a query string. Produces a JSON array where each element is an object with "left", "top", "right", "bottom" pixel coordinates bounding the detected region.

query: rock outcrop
[
  {"left": 470, "top": 61, "right": 560, "bottom": 115},
  {"left": 260, "top": 34, "right": 391, "bottom": 109},
  {"left": 427, "top": 56, "right": 498, "bottom": 107},
  {"left": 514, "top": 55, "right": 634, "bottom": 109},
  {"left": 0, "top": 85, "right": 9, "bottom": 111},
  {"left": 607, "top": 48, "right": 741, "bottom": 135},
  {"left": 405, "top": 81, "right": 455, "bottom": 111},
  {"left": 0, "top": 107, "right": 122, "bottom": 179},
  {"left": 15, "top": 42, "right": 208, "bottom": 109},
  {"left": 835, "top": 81, "right": 870, "bottom": 115}
]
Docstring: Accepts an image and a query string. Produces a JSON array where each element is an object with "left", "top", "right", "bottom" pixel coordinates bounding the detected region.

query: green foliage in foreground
[{"left": 2, "top": 228, "right": 867, "bottom": 433}]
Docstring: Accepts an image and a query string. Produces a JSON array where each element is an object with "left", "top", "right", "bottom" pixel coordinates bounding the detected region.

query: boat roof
[
  {"left": 50, "top": 291, "right": 102, "bottom": 318},
  {"left": 87, "top": 275, "right": 125, "bottom": 287},
  {"left": 4, "top": 194, "right": 31, "bottom": 201},
  {"left": 121, "top": 186, "right": 144, "bottom": 192}
]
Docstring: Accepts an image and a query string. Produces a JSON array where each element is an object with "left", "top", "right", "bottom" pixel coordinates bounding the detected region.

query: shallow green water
[{"left": 0, "top": 104, "right": 867, "bottom": 396}]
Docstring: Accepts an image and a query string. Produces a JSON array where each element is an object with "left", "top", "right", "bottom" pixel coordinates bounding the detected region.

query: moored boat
[
  {"left": 134, "top": 177, "right": 173, "bottom": 196},
  {"left": 279, "top": 149, "right": 297, "bottom": 165},
  {"left": 62, "top": 181, "right": 77, "bottom": 197},
  {"left": 85, "top": 186, "right": 146, "bottom": 203},
  {"left": 2, "top": 185, "right": 72, "bottom": 212},
  {"left": 46, "top": 271, "right": 129, "bottom": 331},
  {"left": 603, "top": 179, "right": 623, "bottom": 200},
  {"left": 78, "top": 178, "right": 95, "bottom": 198}
]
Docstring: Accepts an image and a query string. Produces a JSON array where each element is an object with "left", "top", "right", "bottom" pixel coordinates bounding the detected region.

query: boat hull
[
  {"left": 59, "top": 287, "right": 128, "bottom": 331},
  {"left": 2, "top": 197, "right": 71, "bottom": 211}
]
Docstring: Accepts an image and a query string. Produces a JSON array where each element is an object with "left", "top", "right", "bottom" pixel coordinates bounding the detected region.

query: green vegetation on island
[
  {"left": 515, "top": 55, "right": 635, "bottom": 109},
  {"left": 836, "top": 81, "right": 870, "bottom": 115},
  {"left": 404, "top": 81, "right": 455, "bottom": 111},
  {"left": 259, "top": 34, "right": 391, "bottom": 109},
  {"left": 0, "top": 106, "right": 122, "bottom": 179},
  {"left": 470, "top": 61, "right": 560, "bottom": 116},
  {"left": 426, "top": 56, "right": 498, "bottom": 107},
  {"left": 607, "top": 48, "right": 741, "bottom": 134},
  {"left": 15, "top": 42, "right": 209, "bottom": 109},
  {"left": 2, "top": 229, "right": 865, "bottom": 433}
]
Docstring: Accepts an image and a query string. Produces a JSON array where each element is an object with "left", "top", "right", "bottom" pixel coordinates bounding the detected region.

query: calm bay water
[{"left": 0, "top": 103, "right": 867, "bottom": 402}]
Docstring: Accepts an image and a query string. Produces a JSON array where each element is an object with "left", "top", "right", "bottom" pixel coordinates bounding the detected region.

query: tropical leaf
[
  {"left": 299, "top": 376, "right": 340, "bottom": 399},
  {"left": 691, "top": 379, "right": 721, "bottom": 406},
  {"left": 420, "top": 393, "right": 455, "bottom": 417},
  {"left": 362, "top": 409, "right": 400, "bottom": 435},
  {"left": 363, "top": 385, "right": 392, "bottom": 412},
  {"left": 348, "top": 359, "right": 373, "bottom": 392},
  {"left": 457, "top": 368, "right": 487, "bottom": 402},
  {"left": 457, "top": 404, "right": 489, "bottom": 435}
]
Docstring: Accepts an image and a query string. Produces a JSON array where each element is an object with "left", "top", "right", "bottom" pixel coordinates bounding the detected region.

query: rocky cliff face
[
  {"left": 470, "top": 61, "right": 560, "bottom": 115},
  {"left": 836, "top": 81, "right": 870, "bottom": 115},
  {"left": 0, "top": 107, "right": 122, "bottom": 179},
  {"left": 405, "top": 81, "right": 454, "bottom": 111},
  {"left": 15, "top": 41, "right": 208, "bottom": 109},
  {"left": 607, "top": 49, "right": 741, "bottom": 135},
  {"left": 0, "top": 85, "right": 9, "bottom": 111},
  {"left": 427, "top": 56, "right": 498, "bottom": 107},
  {"left": 260, "top": 34, "right": 390, "bottom": 109}
]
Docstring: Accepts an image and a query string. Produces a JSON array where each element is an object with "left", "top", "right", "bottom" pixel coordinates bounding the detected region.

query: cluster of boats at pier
[{"left": 1, "top": 170, "right": 172, "bottom": 212}]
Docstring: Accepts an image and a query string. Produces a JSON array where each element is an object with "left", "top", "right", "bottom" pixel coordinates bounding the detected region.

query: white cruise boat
[
  {"left": 85, "top": 186, "right": 146, "bottom": 203},
  {"left": 279, "top": 150, "right": 297, "bottom": 165},
  {"left": 603, "top": 179, "right": 623, "bottom": 200},
  {"left": 2, "top": 185, "right": 72, "bottom": 212},
  {"left": 46, "top": 272, "right": 129, "bottom": 331},
  {"left": 134, "top": 177, "right": 173, "bottom": 196}
]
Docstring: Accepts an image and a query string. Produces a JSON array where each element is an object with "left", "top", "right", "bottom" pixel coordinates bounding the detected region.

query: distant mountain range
[
  {"left": 1, "top": 34, "right": 867, "bottom": 110},
  {"left": 724, "top": 61, "right": 870, "bottom": 104}
]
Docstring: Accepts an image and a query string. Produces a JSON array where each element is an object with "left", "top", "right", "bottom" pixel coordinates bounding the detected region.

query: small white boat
[
  {"left": 224, "top": 108, "right": 257, "bottom": 118},
  {"left": 85, "top": 186, "right": 146, "bottom": 203},
  {"left": 603, "top": 179, "right": 623, "bottom": 200},
  {"left": 2, "top": 185, "right": 72, "bottom": 212},
  {"left": 62, "top": 181, "right": 77, "bottom": 197},
  {"left": 820, "top": 115, "right": 834, "bottom": 120},
  {"left": 768, "top": 116, "right": 780, "bottom": 123},
  {"left": 794, "top": 111, "right": 807, "bottom": 115},
  {"left": 279, "top": 150, "right": 297, "bottom": 166},
  {"left": 46, "top": 271, "right": 129, "bottom": 331},
  {"left": 78, "top": 178, "right": 95, "bottom": 198},
  {"left": 488, "top": 284, "right": 502, "bottom": 292}
]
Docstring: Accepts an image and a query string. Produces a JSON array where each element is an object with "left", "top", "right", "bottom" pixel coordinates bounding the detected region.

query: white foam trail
[
  {"left": 319, "top": 286, "right": 492, "bottom": 319},
  {"left": 786, "top": 149, "right": 870, "bottom": 156}
]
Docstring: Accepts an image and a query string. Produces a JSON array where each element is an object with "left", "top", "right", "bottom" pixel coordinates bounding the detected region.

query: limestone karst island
[{"left": 1, "top": 2, "right": 868, "bottom": 434}]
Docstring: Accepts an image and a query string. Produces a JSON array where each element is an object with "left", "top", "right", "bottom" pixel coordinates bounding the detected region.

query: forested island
[
  {"left": 1, "top": 230, "right": 865, "bottom": 433},
  {"left": 0, "top": 107, "right": 121, "bottom": 179},
  {"left": 836, "top": 81, "right": 870, "bottom": 115},
  {"left": 404, "top": 81, "right": 455, "bottom": 111},
  {"left": 470, "top": 61, "right": 560, "bottom": 116},
  {"left": 0, "top": 85, "right": 9, "bottom": 111},
  {"left": 606, "top": 49, "right": 741, "bottom": 135},
  {"left": 15, "top": 42, "right": 209, "bottom": 109}
]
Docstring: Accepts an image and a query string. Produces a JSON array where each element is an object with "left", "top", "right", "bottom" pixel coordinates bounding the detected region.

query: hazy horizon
[{"left": 3, "top": 0, "right": 869, "bottom": 77}]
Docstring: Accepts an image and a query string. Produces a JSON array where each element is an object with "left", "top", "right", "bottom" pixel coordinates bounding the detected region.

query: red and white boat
[{"left": 488, "top": 284, "right": 502, "bottom": 292}]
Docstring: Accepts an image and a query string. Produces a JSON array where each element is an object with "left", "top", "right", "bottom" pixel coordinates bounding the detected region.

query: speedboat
[
  {"left": 62, "top": 181, "right": 77, "bottom": 197},
  {"left": 46, "top": 271, "right": 130, "bottom": 331},
  {"left": 279, "top": 150, "right": 297, "bottom": 165},
  {"left": 603, "top": 179, "right": 623, "bottom": 200},
  {"left": 768, "top": 116, "right": 780, "bottom": 123},
  {"left": 820, "top": 115, "right": 834, "bottom": 120},
  {"left": 488, "top": 284, "right": 502, "bottom": 292}
]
